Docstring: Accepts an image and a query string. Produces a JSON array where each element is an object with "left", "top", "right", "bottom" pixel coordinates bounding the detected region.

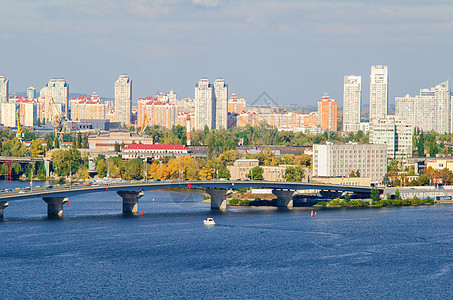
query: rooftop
[{"left": 124, "top": 144, "right": 187, "bottom": 150}]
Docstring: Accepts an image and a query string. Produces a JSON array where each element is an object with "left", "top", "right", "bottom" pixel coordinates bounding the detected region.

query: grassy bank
[{"left": 316, "top": 197, "right": 435, "bottom": 208}]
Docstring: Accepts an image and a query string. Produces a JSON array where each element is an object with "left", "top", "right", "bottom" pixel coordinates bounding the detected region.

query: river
[{"left": 0, "top": 181, "right": 452, "bottom": 299}]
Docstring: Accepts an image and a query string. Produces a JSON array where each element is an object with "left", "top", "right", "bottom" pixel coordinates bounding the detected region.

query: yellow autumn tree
[
  {"left": 199, "top": 166, "right": 214, "bottom": 179},
  {"left": 147, "top": 163, "right": 159, "bottom": 180},
  {"left": 157, "top": 163, "right": 170, "bottom": 179}
]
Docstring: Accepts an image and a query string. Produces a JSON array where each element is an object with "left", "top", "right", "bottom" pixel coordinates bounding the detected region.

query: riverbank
[{"left": 316, "top": 197, "right": 435, "bottom": 208}]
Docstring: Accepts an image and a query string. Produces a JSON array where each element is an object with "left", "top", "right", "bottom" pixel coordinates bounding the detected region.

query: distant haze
[{"left": 1, "top": 1, "right": 452, "bottom": 106}]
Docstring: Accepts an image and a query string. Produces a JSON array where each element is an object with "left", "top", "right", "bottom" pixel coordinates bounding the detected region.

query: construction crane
[
  {"left": 49, "top": 98, "right": 69, "bottom": 147},
  {"left": 15, "top": 109, "right": 24, "bottom": 140},
  {"left": 138, "top": 114, "right": 149, "bottom": 136}
]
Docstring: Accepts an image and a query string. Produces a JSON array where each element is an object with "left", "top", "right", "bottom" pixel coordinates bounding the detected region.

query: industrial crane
[
  {"left": 15, "top": 109, "right": 24, "bottom": 140},
  {"left": 137, "top": 114, "right": 149, "bottom": 136},
  {"left": 49, "top": 98, "right": 69, "bottom": 147}
]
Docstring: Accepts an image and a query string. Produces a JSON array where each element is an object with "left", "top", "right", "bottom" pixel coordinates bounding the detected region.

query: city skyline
[{"left": 1, "top": 1, "right": 452, "bottom": 106}]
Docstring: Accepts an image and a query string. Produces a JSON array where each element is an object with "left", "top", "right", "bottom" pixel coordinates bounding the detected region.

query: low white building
[
  {"left": 122, "top": 144, "right": 188, "bottom": 159},
  {"left": 313, "top": 143, "right": 387, "bottom": 182}
]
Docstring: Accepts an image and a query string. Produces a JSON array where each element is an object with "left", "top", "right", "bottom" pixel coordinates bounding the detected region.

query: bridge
[{"left": 0, "top": 180, "right": 378, "bottom": 218}]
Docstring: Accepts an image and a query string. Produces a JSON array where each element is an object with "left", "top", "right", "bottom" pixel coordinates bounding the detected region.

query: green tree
[
  {"left": 2, "top": 137, "right": 26, "bottom": 157},
  {"left": 171, "top": 125, "right": 187, "bottom": 145},
  {"left": 395, "top": 189, "right": 401, "bottom": 200},
  {"left": 218, "top": 167, "right": 231, "bottom": 179},
  {"left": 417, "top": 132, "right": 425, "bottom": 157},
  {"left": 45, "top": 135, "right": 53, "bottom": 150},
  {"left": 123, "top": 158, "right": 143, "bottom": 180},
  {"left": 30, "top": 138, "right": 44, "bottom": 157},
  {"left": 370, "top": 187, "right": 380, "bottom": 202},
  {"left": 418, "top": 174, "right": 429, "bottom": 186},
  {"left": 382, "top": 173, "right": 390, "bottom": 186},
  {"left": 51, "top": 149, "right": 83, "bottom": 176},
  {"left": 82, "top": 133, "right": 89, "bottom": 148},
  {"left": 114, "top": 142, "right": 120, "bottom": 152},
  {"left": 247, "top": 166, "right": 264, "bottom": 180},
  {"left": 51, "top": 149, "right": 68, "bottom": 176},
  {"left": 96, "top": 159, "right": 107, "bottom": 178},
  {"left": 77, "top": 131, "right": 82, "bottom": 148},
  {"left": 72, "top": 133, "right": 77, "bottom": 149},
  {"left": 283, "top": 166, "right": 305, "bottom": 182},
  {"left": 343, "top": 193, "right": 351, "bottom": 202},
  {"left": 54, "top": 135, "right": 60, "bottom": 149}
]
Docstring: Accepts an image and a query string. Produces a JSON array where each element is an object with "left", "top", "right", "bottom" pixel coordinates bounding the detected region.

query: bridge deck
[{"left": 0, "top": 180, "right": 376, "bottom": 201}]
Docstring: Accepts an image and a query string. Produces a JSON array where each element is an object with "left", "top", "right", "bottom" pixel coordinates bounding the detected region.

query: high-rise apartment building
[
  {"left": 195, "top": 78, "right": 215, "bottom": 130},
  {"left": 9, "top": 96, "right": 38, "bottom": 127},
  {"left": 0, "top": 75, "right": 9, "bottom": 104},
  {"left": 369, "top": 65, "right": 388, "bottom": 121},
  {"left": 40, "top": 78, "right": 69, "bottom": 115},
  {"left": 343, "top": 75, "right": 361, "bottom": 132},
  {"left": 1, "top": 103, "right": 17, "bottom": 127},
  {"left": 114, "top": 74, "right": 132, "bottom": 125},
  {"left": 27, "top": 87, "right": 36, "bottom": 100},
  {"left": 71, "top": 95, "right": 108, "bottom": 121},
  {"left": 228, "top": 93, "right": 246, "bottom": 114},
  {"left": 318, "top": 93, "right": 337, "bottom": 131},
  {"left": 395, "top": 81, "right": 452, "bottom": 134},
  {"left": 137, "top": 97, "right": 178, "bottom": 129},
  {"left": 369, "top": 115, "right": 413, "bottom": 159},
  {"left": 214, "top": 79, "right": 228, "bottom": 129}
]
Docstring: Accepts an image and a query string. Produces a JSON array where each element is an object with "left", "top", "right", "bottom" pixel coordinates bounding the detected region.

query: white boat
[{"left": 203, "top": 218, "right": 215, "bottom": 226}]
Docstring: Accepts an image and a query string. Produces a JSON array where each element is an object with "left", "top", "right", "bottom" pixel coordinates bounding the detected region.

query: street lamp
[{"left": 29, "top": 162, "right": 33, "bottom": 191}]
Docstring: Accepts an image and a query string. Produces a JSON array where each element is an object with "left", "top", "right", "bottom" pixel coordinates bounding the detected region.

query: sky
[{"left": 1, "top": 0, "right": 453, "bottom": 106}]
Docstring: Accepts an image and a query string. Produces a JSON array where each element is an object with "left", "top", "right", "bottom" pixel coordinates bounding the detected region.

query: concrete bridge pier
[
  {"left": 272, "top": 189, "right": 295, "bottom": 208},
  {"left": 43, "top": 158, "right": 51, "bottom": 178},
  {"left": 117, "top": 191, "right": 144, "bottom": 215},
  {"left": 206, "top": 188, "right": 228, "bottom": 211},
  {"left": 42, "top": 197, "right": 68, "bottom": 217},
  {"left": 0, "top": 201, "right": 9, "bottom": 219}
]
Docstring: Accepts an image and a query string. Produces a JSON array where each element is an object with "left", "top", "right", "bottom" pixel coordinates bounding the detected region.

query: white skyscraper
[
  {"left": 0, "top": 75, "right": 8, "bottom": 104},
  {"left": 343, "top": 75, "right": 361, "bottom": 132},
  {"left": 195, "top": 78, "right": 214, "bottom": 130},
  {"left": 40, "top": 78, "right": 69, "bottom": 115},
  {"left": 214, "top": 79, "right": 228, "bottom": 129},
  {"left": 114, "top": 74, "right": 132, "bottom": 125},
  {"left": 395, "top": 81, "right": 452, "bottom": 133},
  {"left": 27, "top": 86, "right": 36, "bottom": 99},
  {"left": 370, "top": 65, "right": 388, "bottom": 121},
  {"left": 369, "top": 115, "right": 413, "bottom": 159}
]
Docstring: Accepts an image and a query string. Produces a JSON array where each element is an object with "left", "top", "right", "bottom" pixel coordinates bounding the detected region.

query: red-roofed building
[
  {"left": 123, "top": 143, "right": 188, "bottom": 159},
  {"left": 228, "top": 93, "right": 246, "bottom": 114},
  {"left": 8, "top": 96, "right": 38, "bottom": 126},
  {"left": 137, "top": 97, "right": 178, "bottom": 129},
  {"left": 69, "top": 92, "right": 107, "bottom": 121}
]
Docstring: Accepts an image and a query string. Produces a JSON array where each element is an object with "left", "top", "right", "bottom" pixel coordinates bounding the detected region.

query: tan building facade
[
  {"left": 88, "top": 132, "right": 154, "bottom": 151},
  {"left": 228, "top": 93, "right": 246, "bottom": 113},
  {"left": 137, "top": 97, "right": 178, "bottom": 129},
  {"left": 426, "top": 157, "right": 453, "bottom": 171},
  {"left": 311, "top": 177, "right": 371, "bottom": 187},
  {"left": 227, "top": 159, "right": 304, "bottom": 181}
]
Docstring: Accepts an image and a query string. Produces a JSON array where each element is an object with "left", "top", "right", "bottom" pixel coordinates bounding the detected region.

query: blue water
[{"left": 0, "top": 181, "right": 452, "bottom": 299}]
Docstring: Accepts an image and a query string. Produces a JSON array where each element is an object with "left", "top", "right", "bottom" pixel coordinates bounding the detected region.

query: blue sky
[{"left": 1, "top": 0, "right": 452, "bottom": 105}]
